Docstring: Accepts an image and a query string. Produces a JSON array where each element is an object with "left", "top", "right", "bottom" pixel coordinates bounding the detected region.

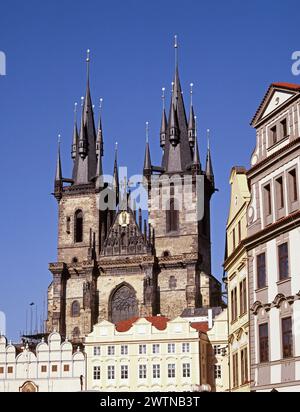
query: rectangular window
[
  {"left": 93, "top": 346, "right": 101, "bottom": 356},
  {"left": 183, "top": 363, "right": 191, "bottom": 378},
  {"left": 280, "top": 118, "right": 288, "bottom": 138},
  {"left": 232, "top": 228, "right": 236, "bottom": 250},
  {"left": 278, "top": 243, "right": 289, "bottom": 280},
  {"left": 0, "top": 367, "right": 4, "bottom": 374},
  {"left": 276, "top": 177, "right": 284, "bottom": 209},
  {"left": 270, "top": 125, "right": 277, "bottom": 145},
  {"left": 139, "top": 364, "right": 147, "bottom": 379},
  {"left": 241, "top": 348, "right": 248, "bottom": 384},
  {"left": 168, "top": 343, "right": 175, "bottom": 353},
  {"left": 231, "top": 287, "right": 238, "bottom": 322},
  {"left": 239, "top": 278, "right": 247, "bottom": 315},
  {"left": 264, "top": 184, "right": 272, "bottom": 216},
  {"left": 282, "top": 317, "right": 293, "bottom": 358},
  {"left": 41, "top": 365, "right": 47, "bottom": 373},
  {"left": 288, "top": 169, "right": 298, "bottom": 202},
  {"left": 152, "top": 344, "right": 160, "bottom": 354},
  {"left": 121, "top": 345, "right": 128, "bottom": 355},
  {"left": 257, "top": 253, "right": 266, "bottom": 289},
  {"left": 7, "top": 366, "right": 13, "bottom": 374},
  {"left": 121, "top": 365, "right": 128, "bottom": 379},
  {"left": 66, "top": 216, "right": 71, "bottom": 234},
  {"left": 139, "top": 344, "right": 146, "bottom": 355},
  {"left": 51, "top": 365, "right": 58, "bottom": 372},
  {"left": 153, "top": 364, "right": 160, "bottom": 379},
  {"left": 182, "top": 343, "right": 190, "bottom": 353},
  {"left": 107, "top": 365, "right": 115, "bottom": 380},
  {"left": 259, "top": 323, "right": 269, "bottom": 363},
  {"left": 168, "top": 363, "right": 176, "bottom": 378},
  {"left": 107, "top": 346, "right": 115, "bottom": 356},
  {"left": 214, "top": 364, "right": 221, "bottom": 379},
  {"left": 214, "top": 345, "right": 221, "bottom": 355},
  {"left": 238, "top": 221, "right": 241, "bottom": 244},
  {"left": 232, "top": 353, "right": 239, "bottom": 388},
  {"left": 63, "top": 364, "right": 70, "bottom": 372},
  {"left": 93, "top": 366, "right": 100, "bottom": 380}
]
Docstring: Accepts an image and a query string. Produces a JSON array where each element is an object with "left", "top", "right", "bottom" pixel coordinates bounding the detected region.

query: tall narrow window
[
  {"left": 66, "top": 217, "right": 71, "bottom": 234},
  {"left": 232, "top": 228, "right": 236, "bottom": 250},
  {"left": 241, "top": 348, "right": 248, "bottom": 384},
  {"left": 74, "top": 210, "right": 83, "bottom": 243},
  {"left": 71, "top": 300, "right": 80, "bottom": 317},
  {"left": 239, "top": 281, "right": 243, "bottom": 315},
  {"left": 121, "top": 365, "right": 128, "bottom": 379},
  {"left": 278, "top": 243, "right": 289, "bottom": 280},
  {"left": 257, "top": 253, "right": 266, "bottom": 289},
  {"left": 282, "top": 317, "right": 293, "bottom": 358},
  {"left": 183, "top": 363, "right": 191, "bottom": 378},
  {"left": 280, "top": 118, "right": 288, "bottom": 138},
  {"left": 259, "top": 323, "right": 269, "bottom": 363},
  {"left": 153, "top": 364, "right": 160, "bottom": 379},
  {"left": 168, "top": 364, "right": 176, "bottom": 378},
  {"left": 276, "top": 177, "right": 284, "bottom": 209},
  {"left": 93, "top": 366, "right": 100, "bottom": 380},
  {"left": 232, "top": 353, "right": 239, "bottom": 388},
  {"left": 166, "top": 198, "right": 179, "bottom": 232},
  {"left": 288, "top": 169, "right": 298, "bottom": 202},
  {"left": 270, "top": 125, "right": 277, "bottom": 145},
  {"left": 107, "top": 365, "right": 115, "bottom": 380},
  {"left": 264, "top": 184, "right": 272, "bottom": 216},
  {"left": 231, "top": 287, "right": 238, "bottom": 322},
  {"left": 238, "top": 221, "right": 241, "bottom": 244},
  {"left": 139, "top": 364, "right": 147, "bottom": 379},
  {"left": 242, "top": 278, "right": 247, "bottom": 314}
]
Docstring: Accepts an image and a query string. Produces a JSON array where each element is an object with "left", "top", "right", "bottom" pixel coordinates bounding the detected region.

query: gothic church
[{"left": 46, "top": 45, "right": 222, "bottom": 341}]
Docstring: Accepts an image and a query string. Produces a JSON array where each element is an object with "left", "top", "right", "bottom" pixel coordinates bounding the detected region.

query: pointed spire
[
  {"left": 54, "top": 134, "right": 63, "bottom": 201},
  {"left": 205, "top": 129, "right": 215, "bottom": 186},
  {"left": 192, "top": 117, "right": 201, "bottom": 174},
  {"left": 113, "top": 142, "right": 119, "bottom": 206},
  {"left": 160, "top": 87, "right": 167, "bottom": 148},
  {"left": 169, "top": 103, "right": 180, "bottom": 145},
  {"left": 78, "top": 96, "right": 88, "bottom": 159},
  {"left": 71, "top": 102, "right": 79, "bottom": 160},
  {"left": 96, "top": 98, "right": 104, "bottom": 157},
  {"left": 143, "top": 122, "right": 152, "bottom": 176},
  {"left": 188, "top": 83, "right": 196, "bottom": 147}
]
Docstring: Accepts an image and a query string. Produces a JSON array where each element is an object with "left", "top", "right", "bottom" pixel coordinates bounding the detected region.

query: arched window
[
  {"left": 169, "top": 276, "right": 177, "bottom": 290},
  {"left": 166, "top": 197, "right": 179, "bottom": 233},
  {"left": 109, "top": 284, "right": 138, "bottom": 324},
  {"left": 71, "top": 300, "right": 80, "bottom": 317},
  {"left": 74, "top": 210, "right": 83, "bottom": 243},
  {"left": 72, "top": 327, "right": 80, "bottom": 338}
]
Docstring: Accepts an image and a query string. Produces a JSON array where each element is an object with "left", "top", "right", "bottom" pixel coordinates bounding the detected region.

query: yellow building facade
[
  {"left": 85, "top": 316, "right": 211, "bottom": 392},
  {"left": 224, "top": 167, "right": 251, "bottom": 391}
]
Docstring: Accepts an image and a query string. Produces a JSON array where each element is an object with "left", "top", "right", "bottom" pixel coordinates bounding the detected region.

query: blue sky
[{"left": 0, "top": 0, "right": 299, "bottom": 340}]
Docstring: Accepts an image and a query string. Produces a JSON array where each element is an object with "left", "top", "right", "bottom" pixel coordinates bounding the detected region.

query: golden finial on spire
[
  {"left": 190, "top": 83, "right": 194, "bottom": 106},
  {"left": 146, "top": 121, "right": 149, "bottom": 143},
  {"left": 207, "top": 128, "right": 210, "bottom": 150}
]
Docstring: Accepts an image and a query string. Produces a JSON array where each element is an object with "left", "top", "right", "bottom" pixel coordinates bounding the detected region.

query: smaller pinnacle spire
[
  {"left": 78, "top": 99, "right": 87, "bottom": 159},
  {"left": 54, "top": 134, "right": 63, "bottom": 201},
  {"left": 188, "top": 83, "right": 196, "bottom": 147},
  {"left": 71, "top": 102, "right": 79, "bottom": 160},
  {"left": 144, "top": 122, "right": 152, "bottom": 176},
  {"left": 113, "top": 142, "right": 119, "bottom": 206},
  {"left": 206, "top": 128, "right": 215, "bottom": 186},
  {"left": 86, "top": 49, "right": 90, "bottom": 83},
  {"left": 169, "top": 103, "right": 179, "bottom": 145},
  {"left": 96, "top": 98, "right": 104, "bottom": 157},
  {"left": 160, "top": 88, "right": 167, "bottom": 149},
  {"left": 192, "top": 118, "right": 201, "bottom": 174}
]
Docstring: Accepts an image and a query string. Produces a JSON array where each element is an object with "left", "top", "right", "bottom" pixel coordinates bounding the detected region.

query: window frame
[
  {"left": 259, "top": 323, "right": 269, "bottom": 363},
  {"left": 257, "top": 253, "right": 267, "bottom": 290},
  {"left": 281, "top": 316, "right": 293, "bottom": 359},
  {"left": 278, "top": 242, "right": 289, "bottom": 281}
]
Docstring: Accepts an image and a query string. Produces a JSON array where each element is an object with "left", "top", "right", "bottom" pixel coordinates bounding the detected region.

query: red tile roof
[
  {"left": 190, "top": 322, "right": 209, "bottom": 332},
  {"left": 272, "top": 82, "right": 300, "bottom": 90},
  {"left": 115, "top": 316, "right": 170, "bottom": 332}
]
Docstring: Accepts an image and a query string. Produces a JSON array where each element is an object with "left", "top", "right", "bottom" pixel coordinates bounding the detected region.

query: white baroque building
[{"left": 0, "top": 331, "right": 85, "bottom": 392}]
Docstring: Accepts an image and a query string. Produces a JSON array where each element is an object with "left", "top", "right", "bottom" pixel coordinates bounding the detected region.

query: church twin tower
[{"left": 47, "top": 43, "right": 222, "bottom": 340}]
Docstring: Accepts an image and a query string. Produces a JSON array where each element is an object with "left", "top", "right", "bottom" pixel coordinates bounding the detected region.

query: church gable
[
  {"left": 101, "top": 208, "right": 152, "bottom": 256},
  {"left": 251, "top": 83, "right": 300, "bottom": 126}
]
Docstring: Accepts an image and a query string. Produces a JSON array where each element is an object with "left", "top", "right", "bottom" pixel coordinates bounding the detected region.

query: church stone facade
[{"left": 46, "top": 49, "right": 222, "bottom": 341}]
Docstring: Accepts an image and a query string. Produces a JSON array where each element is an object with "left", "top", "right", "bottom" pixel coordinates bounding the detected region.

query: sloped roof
[{"left": 115, "top": 316, "right": 170, "bottom": 332}]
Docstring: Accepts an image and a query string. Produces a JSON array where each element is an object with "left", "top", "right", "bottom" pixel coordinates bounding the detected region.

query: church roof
[{"left": 115, "top": 316, "right": 170, "bottom": 332}]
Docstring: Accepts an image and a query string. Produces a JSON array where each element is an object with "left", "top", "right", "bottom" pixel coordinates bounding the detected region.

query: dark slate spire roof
[
  {"left": 188, "top": 102, "right": 196, "bottom": 147},
  {"left": 161, "top": 65, "right": 192, "bottom": 173},
  {"left": 72, "top": 51, "right": 97, "bottom": 185},
  {"left": 143, "top": 141, "right": 152, "bottom": 175},
  {"left": 160, "top": 88, "right": 167, "bottom": 148},
  {"left": 192, "top": 135, "right": 201, "bottom": 174},
  {"left": 96, "top": 99, "right": 104, "bottom": 157}
]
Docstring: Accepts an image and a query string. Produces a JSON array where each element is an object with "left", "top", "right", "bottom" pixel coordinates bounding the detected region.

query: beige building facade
[
  {"left": 247, "top": 83, "right": 300, "bottom": 391},
  {"left": 224, "top": 167, "right": 251, "bottom": 391}
]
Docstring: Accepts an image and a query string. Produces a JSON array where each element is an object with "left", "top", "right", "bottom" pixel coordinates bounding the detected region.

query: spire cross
[
  {"left": 207, "top": 128, "right": 210, "bottom": 150},
  {"left": 146, "top": 121, "right": 149, "bottom": 143},
  {"left": 190, "top": 83, "right": 194, "bottom": 107},
  {"left": 161, "top": 87, "right": 166, "bottom": 110}
]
